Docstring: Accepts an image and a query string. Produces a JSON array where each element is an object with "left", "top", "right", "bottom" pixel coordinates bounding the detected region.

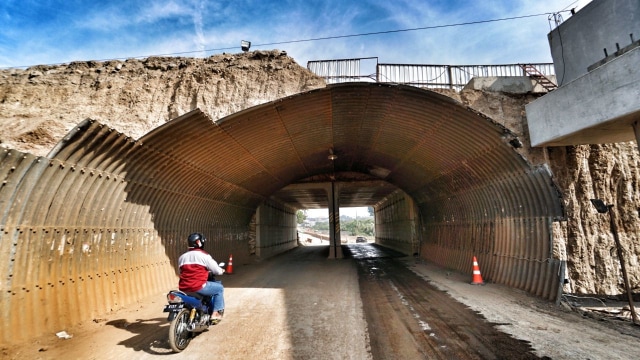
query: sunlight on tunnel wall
[
  {"left": 0, "top": 120, "right": 254, "bottom": 345},
  {"left": 0, "top": 149, "right": 173, "bottom": 344}
]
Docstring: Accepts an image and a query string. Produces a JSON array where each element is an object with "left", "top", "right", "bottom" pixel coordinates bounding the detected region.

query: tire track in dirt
[{"left": 346, "top": 244, "right": 546, "bottom": 360}]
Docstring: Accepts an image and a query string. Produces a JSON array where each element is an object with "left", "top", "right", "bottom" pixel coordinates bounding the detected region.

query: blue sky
[{"left": 0, "top": 0, "right": 591, "bottom": 69}]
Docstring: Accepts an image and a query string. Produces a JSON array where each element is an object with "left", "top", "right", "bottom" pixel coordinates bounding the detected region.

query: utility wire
[
  {"left": 3, "top": 11, "right": 571, "bottom": 69},
  {"left": 249, "top": 12, "right": 558, "bottom": 47}
]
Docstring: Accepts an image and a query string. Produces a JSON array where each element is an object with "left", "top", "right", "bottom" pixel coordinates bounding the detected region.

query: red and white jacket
[{"left": 178, "top": 248, "right": 224, "bottom": 292}]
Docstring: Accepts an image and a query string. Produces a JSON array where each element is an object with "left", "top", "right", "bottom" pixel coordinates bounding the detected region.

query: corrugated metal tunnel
[{"left": 0, "top": 83, "right": 564, "bottom": 344}]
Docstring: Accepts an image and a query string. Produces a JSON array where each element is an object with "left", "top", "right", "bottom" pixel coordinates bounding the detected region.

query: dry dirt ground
[{"left": 3, "top": 242, "right": 640, "bottom": 360}]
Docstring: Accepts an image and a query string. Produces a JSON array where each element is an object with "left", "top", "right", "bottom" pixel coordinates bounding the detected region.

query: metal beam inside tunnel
[{"left": 271, "top": 178, "right": 399, "bottom": 209}]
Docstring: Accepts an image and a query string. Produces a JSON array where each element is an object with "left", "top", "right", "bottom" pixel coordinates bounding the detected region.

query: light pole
[{"left": 590, "top": 199, "right": 639, "bottom": 325}]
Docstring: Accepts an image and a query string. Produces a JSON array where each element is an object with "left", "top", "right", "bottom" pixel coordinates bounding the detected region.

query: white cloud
[{"left": 0, "top": 0, "right": 595, "bottom": 68}]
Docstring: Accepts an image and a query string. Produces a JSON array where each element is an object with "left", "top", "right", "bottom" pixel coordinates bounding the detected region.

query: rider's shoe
[{"left": 210, "top": 310, "right": 223, "bottom": 325}]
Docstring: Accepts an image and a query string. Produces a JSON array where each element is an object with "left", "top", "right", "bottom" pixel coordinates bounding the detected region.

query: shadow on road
[{"left": 106, "top": 317, "right": 177, "bottom": 355}]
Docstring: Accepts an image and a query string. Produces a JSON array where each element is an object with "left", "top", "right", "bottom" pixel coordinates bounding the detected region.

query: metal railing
[
  {"left": 308, "top": 57, "right": 556, "bottom": 91},
  {"left": 307, "top": 57, "right": 379, "bottom": 83}
]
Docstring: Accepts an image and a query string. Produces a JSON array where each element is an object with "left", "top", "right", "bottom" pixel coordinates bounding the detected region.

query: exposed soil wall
[
  {"left": 2, "top": 52, "right": 638, "bottom": 296},
  {"left": 0, "top": 50, "right": 325, "bottom": 156}
]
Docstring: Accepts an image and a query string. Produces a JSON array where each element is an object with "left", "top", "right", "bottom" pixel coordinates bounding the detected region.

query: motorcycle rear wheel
[{"left": 168, "top": 308, "right": 192, "bottom": 352}]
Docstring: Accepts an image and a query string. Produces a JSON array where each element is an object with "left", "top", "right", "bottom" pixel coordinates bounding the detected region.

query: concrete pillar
[{"left": 327, "top": 182, "right": 343, "bottom": 259}]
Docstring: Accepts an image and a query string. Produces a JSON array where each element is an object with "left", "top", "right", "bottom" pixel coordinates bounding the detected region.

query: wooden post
[{"left": 607, "top": 205, "right": 640, "bottom": 325}]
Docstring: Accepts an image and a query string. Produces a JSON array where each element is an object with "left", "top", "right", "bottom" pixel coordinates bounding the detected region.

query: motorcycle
[{"left": 163, "top": 263, "right": 225, "bottom": 353}]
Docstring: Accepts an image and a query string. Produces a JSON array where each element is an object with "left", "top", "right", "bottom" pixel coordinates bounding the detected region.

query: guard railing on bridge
[{"left": 307, "top": 57, "right": 556, "bottom": 91}]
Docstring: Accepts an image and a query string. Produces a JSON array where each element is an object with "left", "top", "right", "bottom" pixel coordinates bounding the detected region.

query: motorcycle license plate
[{"left": 163, "top": 304, "right": 184, "bottom": 312}]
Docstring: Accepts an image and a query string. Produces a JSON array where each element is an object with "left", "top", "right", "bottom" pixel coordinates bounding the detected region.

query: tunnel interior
[{"left": 0, "top": 83, "right": 565, "bottom": 344}]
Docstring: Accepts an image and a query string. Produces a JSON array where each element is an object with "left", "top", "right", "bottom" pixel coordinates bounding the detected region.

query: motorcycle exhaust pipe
[{"left": 187, "top": 314, "right": 210, "bottom": 332}]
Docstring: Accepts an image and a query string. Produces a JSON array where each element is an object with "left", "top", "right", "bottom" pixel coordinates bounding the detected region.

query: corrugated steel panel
[{"left": 0, "top": 83, "right": 565, "bottom": 344}]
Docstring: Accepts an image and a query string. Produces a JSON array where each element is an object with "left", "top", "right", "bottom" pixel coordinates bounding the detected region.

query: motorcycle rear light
[{"left": 167, "top": 293, "right": 183, "bottom": 304}]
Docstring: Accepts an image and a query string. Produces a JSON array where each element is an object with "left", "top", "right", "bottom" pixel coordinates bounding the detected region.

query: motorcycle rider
[{"left": 178, "top": 232, "right": 225, "bottom": 322}]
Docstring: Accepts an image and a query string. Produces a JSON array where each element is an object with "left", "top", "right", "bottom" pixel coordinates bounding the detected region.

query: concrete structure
[
  {"left": 463, "top": 76, "right": 556, "bottom": 94},
  {"left": 525, "top": 0, "right": 640, "bottom": 147},
  {"left": 548, "top": 0, "right": 639, "bottom": 86}
]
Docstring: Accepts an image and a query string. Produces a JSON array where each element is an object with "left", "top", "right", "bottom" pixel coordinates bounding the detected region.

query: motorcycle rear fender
[
  {"left": 168, "top": 290, "right": 209, "bottom": 311},
  {"left": 167, "top": 311, "right": 177, "bottom": 321}
]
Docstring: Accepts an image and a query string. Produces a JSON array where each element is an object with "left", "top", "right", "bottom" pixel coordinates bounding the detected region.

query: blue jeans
[{"left": 197, "top": 280, "right": 224, "bottom": 312}]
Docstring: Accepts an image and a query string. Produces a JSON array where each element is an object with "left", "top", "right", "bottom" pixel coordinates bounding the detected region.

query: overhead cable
[{"left": 4, "top": 11, "right": 572, "bottom": 69}]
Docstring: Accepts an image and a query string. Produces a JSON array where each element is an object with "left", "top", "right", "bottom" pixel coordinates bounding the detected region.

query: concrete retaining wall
[{"left": 549, "top": 0, "right": 640, "bottom": 85}]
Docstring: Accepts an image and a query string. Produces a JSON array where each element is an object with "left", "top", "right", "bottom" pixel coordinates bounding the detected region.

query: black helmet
[{"left": 187, "top": 232, "right": 206, "bottom": 249}]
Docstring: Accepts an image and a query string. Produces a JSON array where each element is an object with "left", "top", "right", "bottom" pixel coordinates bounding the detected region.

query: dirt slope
[{"left": 0, "top": 50, "right": 324, "bottom": 156}]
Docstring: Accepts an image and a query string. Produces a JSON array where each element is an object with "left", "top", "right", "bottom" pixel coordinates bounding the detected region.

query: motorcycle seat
[{"left": 185, "top": 292, "right": 205, "bottom": 300}]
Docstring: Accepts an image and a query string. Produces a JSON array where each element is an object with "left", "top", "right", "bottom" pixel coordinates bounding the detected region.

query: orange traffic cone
[
  {"left": 470, "top": 256, "right": 484, "bottom": 285},
  {"left": 226, "top": 254, "right": 233, "bottom": 274}
]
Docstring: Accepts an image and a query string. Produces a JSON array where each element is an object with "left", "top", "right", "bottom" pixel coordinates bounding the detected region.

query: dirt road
[
  {"left": 3, "top": 243, "right": 640, "bottom": 359},
  {"left": 347, "top": 245, "right": 541, "bottom": 359}
]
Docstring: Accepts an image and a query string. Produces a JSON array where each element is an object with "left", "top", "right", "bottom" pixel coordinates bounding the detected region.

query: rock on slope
[{"left": 0, "top": 50, "right": 324, "bottom": 156}]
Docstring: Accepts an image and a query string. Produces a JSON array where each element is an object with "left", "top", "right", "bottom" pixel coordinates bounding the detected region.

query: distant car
[{"left": 356, "top": 236, "right": 367, "bottom": 243}]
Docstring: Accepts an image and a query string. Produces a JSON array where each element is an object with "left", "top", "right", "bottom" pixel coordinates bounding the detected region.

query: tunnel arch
[{"left": 0, "top": 83, "right": 564, "bottom": 344}]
